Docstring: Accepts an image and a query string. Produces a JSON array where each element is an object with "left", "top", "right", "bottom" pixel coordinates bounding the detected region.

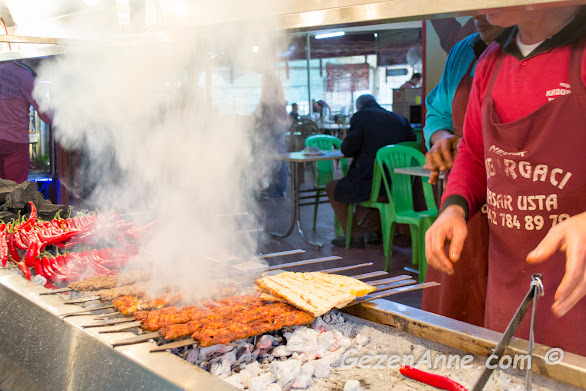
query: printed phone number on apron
[{"left": 483, "top": 189, "right": 570, "bottom": 230}]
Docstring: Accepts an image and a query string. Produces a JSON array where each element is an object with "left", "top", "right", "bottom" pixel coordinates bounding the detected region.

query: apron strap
[
  {"left": 464, "top": 57, "right": 477, "bottom": 77},
  {"left": 569, "top": 37, "right": 586, "bottom": 95},
  {"left": 485, "top": 48, "right": 505, "bottom": 98}
]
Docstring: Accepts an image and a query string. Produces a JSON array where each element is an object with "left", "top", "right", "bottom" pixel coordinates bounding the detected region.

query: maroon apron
[
  {"left": 482, "top": 41, "right": 586, "bottom": 355},
  {"left": 422, "top": 59, "right": 490, "bottom": 327}
]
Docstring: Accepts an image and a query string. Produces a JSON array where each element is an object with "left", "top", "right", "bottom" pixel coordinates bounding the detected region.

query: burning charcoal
[
  {"left": 214, "top": 351, "right": 237, "bottom": 367},
  {"left": 286, "top": 328, "right": 318, "bottom": 357},
  {"left": 312, "top": 317, "right": 329, "bottom": 333},
  {"left": 301, "top": 363, "right": 314, "bottom": 377},
  {"left": 272, "top": 336, "right": 283, "bottom": 345},
  {"left": 200, "top": 344, "right": 234, "bottom": 359},
  {"left": 199, "top": 361, "right": 210, "bottom": 372},
  {"left": 291, "top": 366, "right": 313, "bottom": 390},
  {"left": 266, "top": 384, "right": 283, "bottom": 391},
  {"left": 234, "top": 351, "right": 253, "bottom": 367},
  {"left": 321, "top": 350, "right": 345, "bottom": 369},
  {"left": 271, "top": 359, "right": 301, "bottom": 389},
  {"left": 332, "top": 329, "right": 351, "bottom": 350},
  {"left": 256, "top": 335, "right": 275, "bottom": 350},
  {"left": 223, "top": 373, "right": 244, "bottom": 390},
  {"left": 249, "top": 372, "right": 277, "bottom": 391},
  {"left": 310, "top": 359, "right": 331, "bottom": 379},
  {"left": 322, "top": 312, "right": 335, "bottom": 324},
  {"left": 236, "top": 342, "right": 254, "bottom": 356},
  {"left": 355, "top": 334, "right": 370, "bottom": 348},
  {"left": 186, "top": 349, "right": 199, "bottom": 364},
  {"left": 317, "top": 331, "right": 335, "bottom": 357},
  {"left": 210, "top": 359, "right": 232, "bottom": 378},
  {"left": 272, "top": 345, "right": 292, "bottom": 358},
  {"left": 238, "top": 369, "right": 250, "bottom": 388},
  {"left": 246, "top": 361, "right": 262, "bottom": 378},
  {"left": 343, "top": 379, "right": 362, "bottom": 391}
]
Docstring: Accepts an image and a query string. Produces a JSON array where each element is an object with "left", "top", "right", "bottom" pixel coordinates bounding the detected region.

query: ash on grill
[{"left": 158, "top": 311, "right": 578, "bottom": 391}]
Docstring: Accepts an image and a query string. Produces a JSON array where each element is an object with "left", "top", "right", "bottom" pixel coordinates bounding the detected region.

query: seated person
[
  {"left": 289, "top": 102, "right": 300, "bottom": 122},
  {"left": 326, "top": 94, "right": 415, "bottom": 248}
]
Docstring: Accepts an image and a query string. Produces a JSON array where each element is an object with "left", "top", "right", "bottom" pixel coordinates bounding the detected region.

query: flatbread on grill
[{"left": 255, "top": 272, "right": 375, "bottom": 317}]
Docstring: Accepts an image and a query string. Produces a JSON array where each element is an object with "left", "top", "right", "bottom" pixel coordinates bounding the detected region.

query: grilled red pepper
[
  {"left": 33, "top": 257, "right": 47, "bottom": 278},
  {"left": 399, "top": 366, "right": 467, "bottom": 391},
  {"left": 12, "top": 229, "right": 27, "bottom": 250},
  {"left": 19, "top": 201, "right": 37, "bottom": 231},
  {"left": 16, "top": 262, "right": 31, "bottom": 280},
  {"left": 24, "top": 240, "right": 40, "bottom": 267},
  {"left": 41, "top": 257, "right": 68, "bottom": 283},
  {"left": 0, "top": 232, "right": 7, "bottom": 267}
]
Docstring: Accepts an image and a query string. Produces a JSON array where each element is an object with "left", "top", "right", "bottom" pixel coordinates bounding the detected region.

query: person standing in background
[
  {"left": 400, "top": 72, "right": 422, "bottom": 88},
  {"left": 326, "top": 94, "right": 415, "bottom": 248},
  {"left": 254, "top": 73, "right": 289, "bottom": 200},
  {"left": 315, "top": 99, "right": 331, "bottom": 121},
  {"left": 0, "top": 60, "right": 52, "bottom": 183},
  {"left": 421, "top": 16, "right": 505, "bottom": 326},
  {"left": 426, "top": 6, "right": 586, "bottom": 355}
]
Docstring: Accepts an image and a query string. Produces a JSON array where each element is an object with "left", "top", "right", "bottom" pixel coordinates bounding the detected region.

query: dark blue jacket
[{"left": 335, "top": 101, "right": 415, "bottom": 203}]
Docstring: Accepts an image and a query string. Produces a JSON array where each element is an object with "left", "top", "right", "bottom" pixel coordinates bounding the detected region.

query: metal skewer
[
  {"left": 39, "top": 288, "right": 73, "bottom": 295},
  {"left": 320, "top": 262, "right": 373, "bottom": 274},
  {"left": 350, "top": 271, "right": 388, "bottom": 280},
  {"left": 257, "top": 249, "right": 305, "bottom": 259},
  {"left": 349, "top": 282, "right": 440, "bottom": 305},
  {"left": 265, "top": 256, "right": 342, "bottom": 271},
  {"left": 112, "top": 332, "right": 160, "bottom": 347},
  {"left": 363, "top": 275, "right": 412, "bottom": 286},
  {"left": 82, "top": 317, "right": 137, "bottom": 328},
  {"left": 150, "top": 338, "right": 198, "bottom": 352},
  {"left": 59, "top": 305, "right": 114, "bottom": 318}
]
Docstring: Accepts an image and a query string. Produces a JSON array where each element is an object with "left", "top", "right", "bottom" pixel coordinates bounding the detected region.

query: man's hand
[
  {"left": 527, "top": 211, "right": 586, "bottom": 318},
  {"left": 424, "top": 130, "right": 461, "bottom": 185},
  {"left": 425, "top": 205, "right": 468, "bottom": 275}
]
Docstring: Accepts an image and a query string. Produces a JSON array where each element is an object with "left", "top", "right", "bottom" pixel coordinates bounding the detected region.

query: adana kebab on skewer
[
  {"left": 69, "top": 270, "right": 151, "bottom": 292},
  {"left": 112, "top": 292, "right": 182, "bottom": 316}
]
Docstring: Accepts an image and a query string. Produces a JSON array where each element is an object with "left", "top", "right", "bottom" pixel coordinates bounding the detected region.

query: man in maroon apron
[
  {"left": 425, "top": 5, "right": 586, "bottom": 356},
  {"left": 421, "top": 17, "right": 504, "bottom": 326}
]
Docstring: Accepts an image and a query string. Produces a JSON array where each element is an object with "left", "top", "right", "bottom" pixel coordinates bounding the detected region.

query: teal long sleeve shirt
[{"left": 424, "top": 33, "right": 483, "bottom": 150}]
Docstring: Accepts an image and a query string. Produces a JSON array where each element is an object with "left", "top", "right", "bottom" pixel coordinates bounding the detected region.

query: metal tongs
[{"left": 472, "top": 273, "right": 544, "bottom": 391}]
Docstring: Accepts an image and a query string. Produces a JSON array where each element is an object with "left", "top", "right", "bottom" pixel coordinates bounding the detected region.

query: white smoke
[{"left": 27, "top": 0, "right": 289, "bottom": 299}]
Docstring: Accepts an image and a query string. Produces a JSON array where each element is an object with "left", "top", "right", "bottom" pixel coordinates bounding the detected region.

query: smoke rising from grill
[{"left": 27, "top": 1, "right": 288, "bottom": 299}]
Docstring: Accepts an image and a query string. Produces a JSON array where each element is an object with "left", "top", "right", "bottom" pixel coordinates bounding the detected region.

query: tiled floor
[{"left": 255, "top": 165, "right": 423, "bottom": 309}]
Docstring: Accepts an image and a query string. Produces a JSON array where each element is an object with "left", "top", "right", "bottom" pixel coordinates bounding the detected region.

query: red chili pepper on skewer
[
  {"left": 12, "top": 229, "right": 27, "bottom": 250},
  {"left": 19, "top": 201, "right": 37, "bottom": 231},
  {"left": 33, "top": 257, "right": 47, "bottom": 278},
  {"left": 0, "top": 232, "right": 7, "bottom": 267},
  {"left": 16, "top": 262, "right": 31, "bottom": 280},
  {"left": 24, "top": 240, "right": 40, "bottom": 268},
  {"left": 41, "top": 257, "right": 68, "bottom": 283},
  {"left": 7, "top": 233, "right": 21, "bottom": 263},
  {"left": 399, "top": 366, "right": 468, "bottom": 391}
]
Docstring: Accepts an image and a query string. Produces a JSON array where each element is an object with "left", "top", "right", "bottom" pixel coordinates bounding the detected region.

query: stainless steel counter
[{"left": 0, "top": 270, "right": 237, "bottom": 391}]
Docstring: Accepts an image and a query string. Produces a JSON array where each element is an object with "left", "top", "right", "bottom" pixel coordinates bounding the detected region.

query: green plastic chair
[
  {"left": 305, "top": 135, "right": 348, "bottom": 234},
  {"left": 346, "top": 145, "right": 437, "bottom": 280},
  {"left": 397, "top": 141, "right": 423, "bottom": 152}
]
